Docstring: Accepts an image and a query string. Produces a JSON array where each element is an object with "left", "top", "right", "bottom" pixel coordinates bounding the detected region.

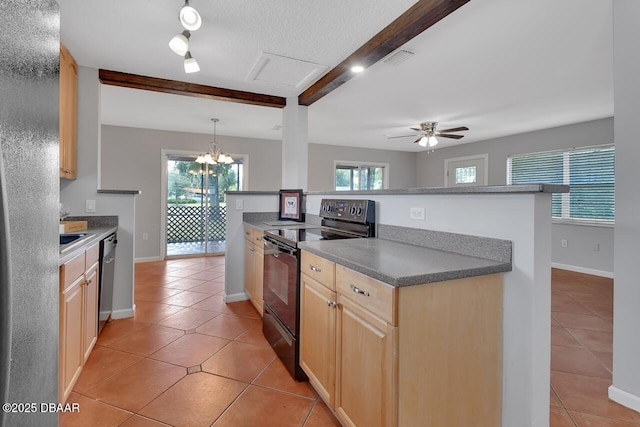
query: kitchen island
[{"left": 226, "top": 184, "right": 566, "bottom": 427}]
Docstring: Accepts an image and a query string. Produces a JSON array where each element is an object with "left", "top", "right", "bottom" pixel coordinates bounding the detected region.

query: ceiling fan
[{"left": 388, "top": 122, "right": 469, "bottom": 148}]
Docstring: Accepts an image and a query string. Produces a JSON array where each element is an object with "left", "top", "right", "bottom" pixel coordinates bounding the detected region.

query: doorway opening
[{"left": 164, "top": 153, "right": 244, "bottom": 258}]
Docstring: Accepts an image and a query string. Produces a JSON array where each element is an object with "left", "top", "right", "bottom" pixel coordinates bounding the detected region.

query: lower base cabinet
[
  {"left": 300, "top": 250, "right": 503, "bottom": 427},
  {"left": 59, "top": 243, "right": 99, "bottom": 403},
  {"left": 243, "top": 226, "right": 264, "bottom": 315}
]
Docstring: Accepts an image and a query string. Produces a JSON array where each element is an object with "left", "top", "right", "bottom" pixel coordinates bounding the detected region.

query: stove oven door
[{"left": 262, "top": 237, "right": 298, "bottom": 336}]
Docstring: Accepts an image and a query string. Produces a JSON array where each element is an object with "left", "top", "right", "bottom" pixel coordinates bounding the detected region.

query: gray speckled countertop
[{"left": 298, "top": 238, "right": 511, "bottom": 287}]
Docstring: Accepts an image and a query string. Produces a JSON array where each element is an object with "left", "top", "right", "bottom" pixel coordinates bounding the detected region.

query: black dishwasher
[{"left": 98, "top": 233, "right": 116, "bottom": 335}]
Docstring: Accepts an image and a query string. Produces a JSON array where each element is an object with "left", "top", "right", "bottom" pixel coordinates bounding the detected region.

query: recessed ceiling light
[{"left": 351, "top": 65, "right": 365, "bottom": 73}]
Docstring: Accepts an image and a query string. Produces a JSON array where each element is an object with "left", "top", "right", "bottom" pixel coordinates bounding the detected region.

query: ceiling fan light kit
[
  {"left": 169, "top": 0, "right": 201, "bottom": 72},
  {"left": 389, "top": 121, "right": 468, "bottom": 151}
]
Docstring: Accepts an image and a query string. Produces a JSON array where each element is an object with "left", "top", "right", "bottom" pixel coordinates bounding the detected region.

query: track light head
[{"left": 179, "top": 1, "right": 201, "bottom": 31}]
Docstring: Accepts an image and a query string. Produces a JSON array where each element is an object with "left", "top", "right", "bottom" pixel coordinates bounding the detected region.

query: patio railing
[{"left": 167, "top": 205, "right": 226, "bottom": 243}]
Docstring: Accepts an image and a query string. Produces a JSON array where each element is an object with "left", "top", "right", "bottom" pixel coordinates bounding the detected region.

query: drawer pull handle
[
  {"left": 350, "top": 284, "right": 370, "bottom": 297},
  {"left": 326, "top": 300, "right": 337, "bottom": 308},
  {"left": 309, "top": 264, "right": 322, "bottom": 273}
]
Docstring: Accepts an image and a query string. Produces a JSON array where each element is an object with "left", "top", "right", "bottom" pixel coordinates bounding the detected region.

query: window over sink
[{"left": 334, "top": 161, "right": 388, "bottom": 191}]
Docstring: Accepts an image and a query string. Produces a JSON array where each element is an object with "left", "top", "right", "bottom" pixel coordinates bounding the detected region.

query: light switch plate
[
  {"left": 235, "top": 199, "right": 244, "bottom": 210},
  {"left": 85, "top": 199, "right": 96, "bottom": 213}
]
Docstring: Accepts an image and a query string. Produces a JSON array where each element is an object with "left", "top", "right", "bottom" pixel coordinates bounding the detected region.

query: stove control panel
[{"left": 319, "top": 199, "right": 375, "bottom": 224}]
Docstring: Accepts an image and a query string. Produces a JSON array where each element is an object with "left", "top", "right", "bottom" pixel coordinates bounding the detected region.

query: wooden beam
[
  {"left": 298, "top": 0, "right": 470, "bottom": 106},
  {"left": 98, "top": 69, "right": 287, "bottom": 109}
]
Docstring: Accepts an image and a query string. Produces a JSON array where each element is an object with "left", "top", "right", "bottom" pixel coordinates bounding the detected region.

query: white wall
[
  {"left": 610, "top": 0, "right": 640, "bottom": 412},
  {"left": 59, "top": 67, "right": 136, "bottom": 318},
  {"left": 307, "top": 143, "right": 417, "bottom": 191},
  {"left": 415, "top": 118, "right": 615, "bottom": 276}
]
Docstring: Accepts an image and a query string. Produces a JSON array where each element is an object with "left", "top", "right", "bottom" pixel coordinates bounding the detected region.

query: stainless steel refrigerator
[{"left": 1, "top": 1, "right": 61, "bottom": 425}]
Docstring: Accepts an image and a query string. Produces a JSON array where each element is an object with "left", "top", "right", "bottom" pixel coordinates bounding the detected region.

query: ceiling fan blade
[
  {"left": 387, "top": 134, "right": 418, "bottom": 139},
  {"left": 410, "top": 127, "right": 421, "bottom": 131},
  {"left": 437, "top": 134, "right": 464, "bottom": 139},
  {"left": 438, "top": 126, "right": 469, "bottom": 133},
  {"left": 413, "top": 137, "right": 423, "bottom": 144}
]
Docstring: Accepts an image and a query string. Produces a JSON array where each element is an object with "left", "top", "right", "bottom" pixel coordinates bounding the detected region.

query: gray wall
[
  {"left": 612, "top": 0, "right": 640, "bottom": 411},
  {"left": 308, "top": 143, "right": 417, "bottom": 191},
  {"left": 100, "top": 126, "right": 282, "bottom": 260},
  {"left": 415, "top": 118, "right": 615, "bottom": 275}
]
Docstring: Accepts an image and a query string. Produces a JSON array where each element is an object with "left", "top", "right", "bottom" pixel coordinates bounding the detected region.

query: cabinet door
[
  {"left": 335, "top": 295, "right": 397, "bottom": 427},
  {"left": 244, "top": 240, "right": 255, "bottom": 299},
  {"left": 300, "top": 274, "right": 337, "bottom": 408},
  {"left": 59, "top": 45, "right": 77, "bottom": 179},
  {"left": 60, "top": 275, "right": 84, "bottom": 402},
  {"left": 252, "top": 244, "right": 264, "bottom": 316},
  {"left": 83, "top": 263, "right": 99, "bottom": 361}
]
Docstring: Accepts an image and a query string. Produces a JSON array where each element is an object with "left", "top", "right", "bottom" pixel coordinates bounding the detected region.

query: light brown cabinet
[
  {"left": 300, "top": 250, "right": 503, "bottom": 427},
  {"left": 59, "top": 242, "right": 99, "bottom": 403},
  {"left": 59, "top": 44, "right": 77, "bottom": 179},
  {"left": 243, "top": 226, "right": 264, "bottom": 315}
]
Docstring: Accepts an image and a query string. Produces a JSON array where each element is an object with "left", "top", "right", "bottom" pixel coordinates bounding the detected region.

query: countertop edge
[{"left": 298, "top": 243, "right": 511, "bottom": 287}]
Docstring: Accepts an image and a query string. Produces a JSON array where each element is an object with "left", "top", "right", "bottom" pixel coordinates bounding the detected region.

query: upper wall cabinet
[{"left": 59, "top": 44, "right": 78, "bottom": 179}]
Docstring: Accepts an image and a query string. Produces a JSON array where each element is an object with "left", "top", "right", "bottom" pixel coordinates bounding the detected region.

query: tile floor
[
  {"left": 60, "top": 256, "right": 340, "bottom": 427},
  {"left": 550, "top": 269, "right": 640, "bottom": 426},
  {"left": 60, "top": 259, "right": 638, "bottom": 426}
]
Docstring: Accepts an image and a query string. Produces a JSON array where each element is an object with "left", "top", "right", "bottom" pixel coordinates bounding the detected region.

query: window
[
  {"left": 444, "top": 154, "right": 488, "bottom": 187},
  {"left": 507, "top": 145, "right": 614, "bottom": 223},
  {"left": 335, "top": 162, "right": 388, "bottom": 191}
]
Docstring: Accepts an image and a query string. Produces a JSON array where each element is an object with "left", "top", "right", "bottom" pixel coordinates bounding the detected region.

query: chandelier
[{"left": 196, "top": 118, "right": 233, "bottom": 165}]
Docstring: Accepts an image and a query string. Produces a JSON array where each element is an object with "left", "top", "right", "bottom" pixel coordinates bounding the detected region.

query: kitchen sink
[{"left": 60, "top": 233, "right": 87, "bottom": 245}]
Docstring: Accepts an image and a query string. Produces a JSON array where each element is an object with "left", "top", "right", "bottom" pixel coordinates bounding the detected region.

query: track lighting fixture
[
  {"left": 179, "top": 0, "right": 202, "bottom": 31},
  {"left": 169, "top": 30, "right": 190, "bottom": 56},
  {"left": 183, "top": 51, "right": 200, "bottom": 73}
]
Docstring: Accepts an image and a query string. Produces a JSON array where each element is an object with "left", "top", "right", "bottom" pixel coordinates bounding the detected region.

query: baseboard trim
[
  {"left": 609, "top": 386, "right": 640, "bottom": 413},
  {"left": 551, "top": 262, "right": 614, "bottom": 279},
  {"left": 135, "top": 256, "right": 163, "bottom": 263},
  {"left": 224, "top": 292, "right": 249, "bottom": 303},
  {"left": 111, "top": 307, "right": 135, "bottom": 319}
]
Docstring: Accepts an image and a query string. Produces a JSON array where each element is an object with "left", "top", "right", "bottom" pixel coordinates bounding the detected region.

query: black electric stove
[{"left": 261, "top": 199, "right": 376, "bottom": 380}]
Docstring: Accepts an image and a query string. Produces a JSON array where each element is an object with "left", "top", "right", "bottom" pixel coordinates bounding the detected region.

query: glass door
[{"left": 165, "top": 155, "right": 243, "bottom": 258}]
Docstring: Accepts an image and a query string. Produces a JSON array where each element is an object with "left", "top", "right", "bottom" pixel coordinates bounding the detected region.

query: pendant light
[{"left": 196, "top": 119, "right": 234, "bottom": 165}]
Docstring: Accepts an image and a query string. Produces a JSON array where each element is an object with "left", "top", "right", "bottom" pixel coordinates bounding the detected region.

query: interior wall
[
  {"left": 100, "top": 125, "right": 282, "bottom": 260},
  {"left": 415, "top": 118, "right": 615, "bottom": 275},
  {"left": 611, "top": 0, "right": 640, "bottom": 411},
  {"left": 307, "top": 143, "right": 417, "bottom": 191}
]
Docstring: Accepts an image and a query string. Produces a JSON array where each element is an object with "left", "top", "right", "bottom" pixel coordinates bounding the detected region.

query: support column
[{"left": 281, "top": 97, "right": 308, "bottom": 190}]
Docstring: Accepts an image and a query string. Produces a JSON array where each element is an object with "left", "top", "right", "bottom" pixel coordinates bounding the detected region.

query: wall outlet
[
  {"left": 235, "top": 199, "right": 244, "bottom": 210},
  {"left": 142, "top": 232, "right": 149, "bottom": 241},
  {"left": 593, "top": 243, "right": 600, "bottom": 251},
  {"left": 410, "top": 207, "right": 425, "bottom": 220},
  {"left": 85, "top": 199, "right": 96, "bottom": 213},
  {"left": 561, "top": 239, "right": 568, "bottom": 248}
]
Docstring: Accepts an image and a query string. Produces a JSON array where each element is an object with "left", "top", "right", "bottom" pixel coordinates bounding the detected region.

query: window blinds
[{"left": 507, "top": 145, "right": 614, "bottom": 223}]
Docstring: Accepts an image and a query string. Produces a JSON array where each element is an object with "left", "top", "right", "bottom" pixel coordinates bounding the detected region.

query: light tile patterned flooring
[
  {"left": 60, "top": 259, "right": 639, "bottom": 426},
  {"left": 60, "top": 256, "right": 340, "bottom": 427},
  {"left": 550, "top": 269, "right": 640, "bottom": 426}
]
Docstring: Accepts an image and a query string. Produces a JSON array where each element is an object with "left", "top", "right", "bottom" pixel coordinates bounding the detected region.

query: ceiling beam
[
  {"left": 298, "top": 0, "right": 470, "bottom": 106},
  {"left": 98, "top": 70, "right": 287, "bottom": 109}
]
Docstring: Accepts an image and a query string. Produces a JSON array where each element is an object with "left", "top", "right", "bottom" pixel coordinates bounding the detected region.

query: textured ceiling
[{"left": 61, "top": 0, "right": 614, "bottom": 152}]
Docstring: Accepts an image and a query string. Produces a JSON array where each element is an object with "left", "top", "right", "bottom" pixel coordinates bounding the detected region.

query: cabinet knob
[
  {"left": 350, "top": 284, "right": 370, "bottom": 297},
  {"left": 326, "top": 300, "right": 337, "bottom": 308}
]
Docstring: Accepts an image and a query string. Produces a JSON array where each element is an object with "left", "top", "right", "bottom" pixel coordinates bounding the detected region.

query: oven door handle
[{"left": 262, "top": 236, "right": 296, "bottom": 256}]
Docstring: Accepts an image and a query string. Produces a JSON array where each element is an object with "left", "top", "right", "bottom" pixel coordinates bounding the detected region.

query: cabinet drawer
[
  {"left": 336, "top": 265, "right": 397, "bottom": 325},
  {"left": 85, "top": 242, "right": 99, "bottom": 268},
  {"left": 60, "top": 252, "right": 85, "bottom": 292},
  {"left": 244, "top": 226, "right": 264, "bottom": 248},
  {"left": 301, "top": 251, "right": 335, "bottom": 290}
]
